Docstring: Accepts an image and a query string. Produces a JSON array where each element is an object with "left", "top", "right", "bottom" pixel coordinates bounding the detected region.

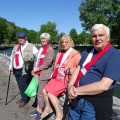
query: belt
[{"left": 13, "top": 68, "right": 22, "bottom": 71}]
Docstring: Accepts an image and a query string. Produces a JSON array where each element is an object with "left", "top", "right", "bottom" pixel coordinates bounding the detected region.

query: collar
[{"left": 21, "top": 41, "right": 28, "bottom": 47}]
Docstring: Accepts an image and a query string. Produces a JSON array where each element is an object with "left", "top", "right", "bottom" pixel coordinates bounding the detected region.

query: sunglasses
[{"left": 18, "top": 37, "right": 25, "bottom": 39}]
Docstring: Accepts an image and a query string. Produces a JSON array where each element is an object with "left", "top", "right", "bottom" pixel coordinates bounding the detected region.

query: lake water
[
  {"left": 0, "top": 47, "right": 13, "bottom": 55},
  {"left": 0, "top": 47, "right": 120, "bottom": 98},
  {"left": 0, "top": 47, "right": 60, "bottom": 56}
]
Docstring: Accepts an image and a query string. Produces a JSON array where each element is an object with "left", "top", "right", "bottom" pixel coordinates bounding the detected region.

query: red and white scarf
[
  {"left": 52, "top": 48, "right": 72, "bottom": 78},
  {"left": 15, "top": 44, "right": 20, "bottom": 66},
  {"left": 74, "top": 42, "right": 112, "bottom": 87},
  {"left": 36, "top": 44, "right": 50, "bottom": 75},
  {"left": 14, "top": 44, "right": 23, "bottom": 69}
]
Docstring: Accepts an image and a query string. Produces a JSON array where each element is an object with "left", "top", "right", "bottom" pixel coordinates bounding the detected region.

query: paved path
[
  {"left": 0, "top": 68, "right": 36, "bottom": 120},
  {"left": 1, "top": 66, "right": 120, "bottom": 120}
]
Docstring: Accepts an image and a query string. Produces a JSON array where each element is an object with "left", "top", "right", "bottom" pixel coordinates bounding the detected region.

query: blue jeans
[
  {"left": 14, "top": 69, "right": 32, "bottom": 103},
  {"left": 69, "top": 98, "right": 96, "bottom": 120}
]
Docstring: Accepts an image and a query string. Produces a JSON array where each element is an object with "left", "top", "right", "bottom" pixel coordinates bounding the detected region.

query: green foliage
[
  {"left": 27, "top": 30, "right": 37, "bottom": 43},
  {"left": 6, "top": 22, "right": 16, "bottom": 43},
  {"left": 79, "top": 0, "right": 110, "bottom": 31},
  {"left": 0, "top": 17, "right": 7, "bottom": 40},
  {"left": 37, "top": 21, "right": 58, "bottom": 44},
  {"left": 4, "top": 39, "right": 10, "bottom": 44},
  {"left": 57, "top": 32, "right": 65, "bottom": 41},
  {"left": 36, "top": 24, "right": 47, "bottom": 43},
  {"left": 79, "top": 0, "right": 120, "bottom": 46},
  {"left": 78, "top": 31, "right": 91, "bottom": 44},
  {"left": 46, "top": 21, "right": 58, "bottom": 43},
  {"left": 114, "top": 84, "right": 120, "bottom": 97},
  {"left": 0, "top": 16, "right": 92, "bottom": 46},
  {"left": 69, "top": 28, "right": 78, "bottom": 44}
]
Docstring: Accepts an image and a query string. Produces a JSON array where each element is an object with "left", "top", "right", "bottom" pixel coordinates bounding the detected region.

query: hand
[
  {"left": 68, "top": 85, "right": 78, "bottom": 100},
  {"left": 33, "top": 67, "right": 39, "bottom": 73},
  {"left": 8, "top": 68, "right": 12, "bottom": 73},
  {"left": 65, "top": 68, "right": 70, "bottom": 75},
  {"left": 31, "top": 70, "right": 34, "bottom": 76}
]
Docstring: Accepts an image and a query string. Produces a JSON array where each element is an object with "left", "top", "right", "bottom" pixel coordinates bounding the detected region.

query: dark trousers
[{"left": 14, "top": 69, "right": 32, "bottom": 103}]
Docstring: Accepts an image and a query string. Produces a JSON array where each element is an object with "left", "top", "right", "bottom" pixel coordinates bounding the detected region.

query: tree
[
  {"left": 69, "top": 28, "right": 78, "bottom": 44},
  {"left": 57, "top": 32, "right": 65, "bottom": 41},
  {"left": 108, "top": 0, "right": 120, "bottom": 46},
  {"left": 37, "top": 21, "right": 58, "bottom": 43},
  {"left": 6, "top": 22, "right": 16, "bottom": 44},
  {"left": 78, "top": 31, "right": 91, "bottom": 44},
  {"left": 79, "top": 0, "right": 120, "bottom": 46},
  {"left": 46, "top": 21, "right": 58, "bottom": 43},
  {"left": 0, "top": 17, "right": 7, "bottom": 41},
  {"left": 0, "top": 17, "right": 60, "bottom": 45},
  {"left": 27, "top": 30, "right": 37, "bottom": 43},
  {"left": 79, "top": 0, "right": 108, "bottom": 30},
  {"left": 36, "top": 24, "right": 47, "bottom": 43}
]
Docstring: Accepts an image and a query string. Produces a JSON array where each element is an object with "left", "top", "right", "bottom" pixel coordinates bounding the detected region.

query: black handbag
[
  {"left": 24, "top": 61, "right": 34, "bottom": 73},
  {"left": 20, "top": 48, "right": 34, "bottom": 74}
]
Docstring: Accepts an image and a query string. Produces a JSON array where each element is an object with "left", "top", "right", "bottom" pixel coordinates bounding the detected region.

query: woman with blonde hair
[{"left": 41, "top": 35, "right": 81, "bottom": 120}]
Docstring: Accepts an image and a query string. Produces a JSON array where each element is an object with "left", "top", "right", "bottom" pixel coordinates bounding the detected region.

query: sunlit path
[{"left": 0, "top": 67, "right": 36, "bottom": 120}]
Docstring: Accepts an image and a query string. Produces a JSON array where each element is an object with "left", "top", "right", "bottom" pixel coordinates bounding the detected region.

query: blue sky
[{"left": 0, "top": 0, "right": 83, "bottom": 34}]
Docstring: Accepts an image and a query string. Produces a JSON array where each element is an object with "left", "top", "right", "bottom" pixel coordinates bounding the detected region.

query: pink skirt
[{"left": 44, "top": 78, "right": 68, "bottom": 96}]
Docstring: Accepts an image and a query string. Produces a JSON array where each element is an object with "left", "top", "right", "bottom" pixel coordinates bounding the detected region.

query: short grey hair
[
  {"left": 40, "top": 33, "right": 50, "bottom": 40},
  {"left": 91, "top": 24, "right": 110, "bottom": 35}
]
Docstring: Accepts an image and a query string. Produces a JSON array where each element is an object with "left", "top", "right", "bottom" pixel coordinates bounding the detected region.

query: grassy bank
[{"left": 114, "top": 84, "right": 120, "bottom": 98}]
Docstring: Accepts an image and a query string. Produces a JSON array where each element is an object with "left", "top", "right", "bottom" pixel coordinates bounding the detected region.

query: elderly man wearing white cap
[{"left": 8, "top": 32, "right": 38, "bottom": 108}]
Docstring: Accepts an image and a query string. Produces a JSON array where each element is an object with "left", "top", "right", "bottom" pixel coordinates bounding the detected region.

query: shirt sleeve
[
  {"left": 33, "top": 46, "right": 38, "bottom": 61},
  {"left": 103, "top": 51, "right": 120, "bottom": 82},
  {"left": 9, "top": 50, "right": 13, "bottom": 68}
]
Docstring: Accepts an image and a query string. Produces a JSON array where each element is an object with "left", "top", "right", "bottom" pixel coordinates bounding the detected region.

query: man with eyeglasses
[{"left": 8, "top": 32, "right": 38, "bottom": 108}]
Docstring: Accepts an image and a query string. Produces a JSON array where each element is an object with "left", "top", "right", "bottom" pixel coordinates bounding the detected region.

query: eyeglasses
[
  {"left": 41, "top": 38, "right": 47, "bottom": 39},
  {"left": 18, "top": 37, "right": 25, "bottom": 39},
  {"left": 62, "top": 41, "right": 69, "bottom": 44}
]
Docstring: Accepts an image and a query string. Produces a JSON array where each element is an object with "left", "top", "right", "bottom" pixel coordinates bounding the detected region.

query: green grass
[{"left": 114, "top": 84, "right": 120, "bottom": 98}]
